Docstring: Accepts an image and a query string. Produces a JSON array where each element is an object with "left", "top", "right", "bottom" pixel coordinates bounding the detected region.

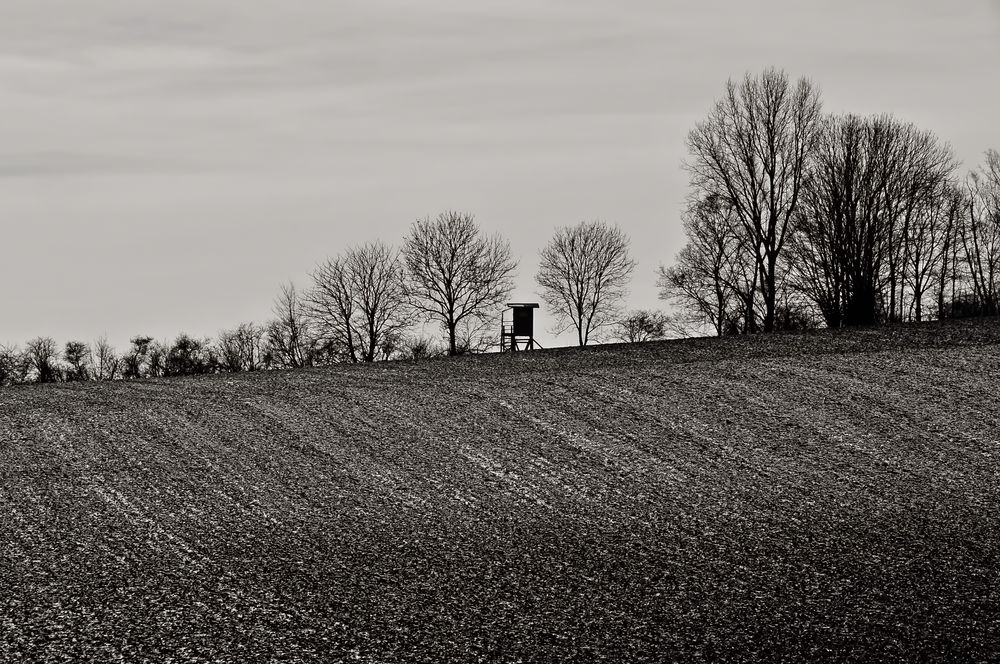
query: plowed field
[{"left": 2, "top": 320, "right": 999, "bottom": 662}]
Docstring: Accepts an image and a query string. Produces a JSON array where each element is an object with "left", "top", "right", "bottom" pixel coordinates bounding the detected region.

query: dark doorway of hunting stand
[{"left": 501, "top": 303, "right": 539, "bottom": 352}]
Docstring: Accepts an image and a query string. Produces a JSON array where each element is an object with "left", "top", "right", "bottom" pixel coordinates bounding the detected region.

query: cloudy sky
[{"left": 1, "top": 0, "right": 998, "bottom": 349}]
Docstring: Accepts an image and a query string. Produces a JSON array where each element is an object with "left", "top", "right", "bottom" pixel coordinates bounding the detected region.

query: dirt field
[{"left": 2, "top": 319, "right": 999, "bottom": 662}]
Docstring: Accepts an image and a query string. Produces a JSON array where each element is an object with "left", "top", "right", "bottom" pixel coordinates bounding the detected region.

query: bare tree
[
  {"left": 687, "top": 68, "right": 823, "bottom": 332},
  {"left": 122, "top": 336, "right": 154, "bottom": 379},
  {"left": 885, "top": 122, "right": 959, "bottom": 322},
  {"left": 90, "top": 336, "right": 120, "bottom": 381},
  {"left": 308, "top": 241, "right": 408, "bottom": 363},
  {"left": 306, "top": 255, "right": 356, "bottom": 362},
  {"left": 0, "top": 345, "right": 30, "bottom": 386},
  {"left": 962, "top": 150, "right": 1000, "bottom": 316},
  {"left": 935, "top": 186, "right": 966, "bottom": 319},
  {"left": 905, "top": 181, "right": 963, "bottom": 322},
  {"left": 659, "top": 195, "right": 757, "bottom": 336},
  {"left": 147, "top": 340, "right": 168, "bottom": 378},
  {"left": 218, "top": 323, "right": 266, "bottom": 372},
  {"left": 536, "top": 220, "right": 636, "bottom": 347},
  {"left": 791, "top": 114, "right": 887, "bottom": 328},
  {"left": 402, "top": 211, "right": 517, "bottom": 356},
  {"left": 791, "top": 114, "right": 958, "bottom": 327},
  {"left": 0, "top": 346, "right": 16, "bottom": 387},
  {"left": 63, "top": 341, "right": 92, "bottom": 381},
  {"left": 614, "top": 310, "right": 671, "bottom": 343},
  {"left": 165, "top": 334, "right": 217, "bottom": 376},
  {"left": 266, "top": 282, "right": 314, "bottom": 368},
  {"left": 25, "top": 337, "right": 61, "bottom": 383}
]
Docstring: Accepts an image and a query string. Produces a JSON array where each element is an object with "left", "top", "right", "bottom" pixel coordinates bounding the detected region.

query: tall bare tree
[
  {"left": 266, "top": 282, "right": 314, "bottom": 368},
  {"left": 904, "top": 181, "right": 963, "bottom": 322},
  {"left": 791, "top": 114, "right": 889, "bottom": 328},
  {"left": 885, "top": 122, "right": 959, "bottom": 321},
  {"left": 308, "top": 241, "right": 408, "bottom": 363},
  {"left": 687, "top": 68, "right": 823, "bottom": 332},
  {"left": 402, "top": 211, "right": 517, "bottom": 356},
  {"left": 791, "top": 114, "right": 957, "bottom": 327},
  {"left": 934, "top": 186, "right": 966, "bottom": 319},
  {"left": 962, "top": 150, "right": 1000, "bottom": 316},
  {"left": 536, "top": 220, "right": 636, "bottom": 346},
  {"left": 659, "top": 195, "right": 757, "bottom": 336}
]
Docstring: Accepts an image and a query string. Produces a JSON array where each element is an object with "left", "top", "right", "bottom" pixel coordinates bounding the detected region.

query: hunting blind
[{"left": 501, "top": 303, "right": 539, "bottom": 352}]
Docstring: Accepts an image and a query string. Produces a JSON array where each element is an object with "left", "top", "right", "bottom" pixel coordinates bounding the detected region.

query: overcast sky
[{"left": 1, "top": 0, "right": 998, "bottom": 349}]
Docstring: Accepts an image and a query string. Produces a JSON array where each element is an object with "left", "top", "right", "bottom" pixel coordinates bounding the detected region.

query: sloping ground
[{"left": 1, "top": 320, "right": 999, "bottom": 662}]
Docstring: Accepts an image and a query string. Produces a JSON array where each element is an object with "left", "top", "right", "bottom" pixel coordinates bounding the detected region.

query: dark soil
[{"left": 2, "top": 318, "right": 999, "bottom": 662}]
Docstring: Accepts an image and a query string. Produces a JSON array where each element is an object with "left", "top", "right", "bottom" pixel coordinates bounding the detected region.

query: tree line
[
  {"left": 660, "top": 67, "right": 1000, "bottom": 335},
  {"left": 0, "top": 213, "right": 651, "bottom": 386},
  {"left": 8, "top": 67, "right": 985, "bottom": 386}
]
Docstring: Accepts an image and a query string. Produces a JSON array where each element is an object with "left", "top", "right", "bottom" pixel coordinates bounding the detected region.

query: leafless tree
[
  {"left": 122, "top": 336, "right": 154, "bottom": 379},
  {"left": 935, "top": 186, "right": 966, "bottom": 319},
  {"left": 306, "top": 255, "right": 355, "bottom": 362},
  {"left": 791, "top": 114, "right": 887, "bottom": 328},
  {"left": 904, "top": 181, "right": 963, "bottom": 322},
  {"left": 218, "top": 323, "right": 266, "bottom": 372},
  {"left": 25, "top": 337, "right": 61, "bottom": 383},
  {"left": 402, "top": 211, "right": 517, "bottom": 356},
  {"left": 884, "top": 123, "right": 959, "bottom": 322},
  {"left": 165, "top": 333, "right": 217, "bottom": 376},
  {"left": 687, "top": 68, "right": 823, "bottom": 332},
  {"left": 962, "top": 150, "right": 1000, "bottom": 316},
  {"left": 147, "top": 340, "right": 168, "bottom": 378},
  {"left": 63, "top": 341, "right": 92, "bottom": 381},
  {"left": 0, "top": 346, "right": 15, "bottom": 387},
  {"left": 791, "top": 114, "right": 957, "bottom": 327},
  {"left": 266, "top": 282, "right": 314, "bottom": 368},
  {"left": 90, "top": 336, "right": 120, "bottom": 381},
  {"left": 613, "top": 310, "right": 671, "bottom": 343},
  {"left": 658, "top": 195, "right": 757, "bottom": 336},
  {"left": 536, "top": 220, "right": 636, "bottom": 346},
  {"left": 308, "top": 241, "right": 408, "bottom": 363},
  {"left": 0, "top": 345, "right": 30, "bottom": 386}
]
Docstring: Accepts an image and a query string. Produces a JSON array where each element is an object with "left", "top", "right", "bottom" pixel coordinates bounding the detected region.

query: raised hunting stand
[{"left": 501, "top": 302, "right": 539, "bottom": 352}]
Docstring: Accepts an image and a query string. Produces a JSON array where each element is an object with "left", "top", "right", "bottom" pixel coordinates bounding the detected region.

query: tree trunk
[
  {"left": 344, "top": 322, "right": 358, "bottom": 364},
  {"left": 447, "top": 320, "right": 458, "bottom": 356},
  {"left": 762, "top": 254, "right": 778, "bottom": 333},
  {"left": 716, "top": 290, "right": 725, "bottom": 337}
]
